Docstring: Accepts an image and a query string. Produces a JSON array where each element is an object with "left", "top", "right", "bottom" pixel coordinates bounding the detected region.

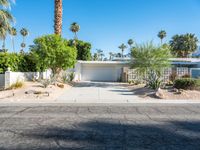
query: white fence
[
  {"left": 127, "top": 67, "right": 192, "bottom": 83},
  {"left": 0, "top": 70, "right": 52, "bottom": 89}
]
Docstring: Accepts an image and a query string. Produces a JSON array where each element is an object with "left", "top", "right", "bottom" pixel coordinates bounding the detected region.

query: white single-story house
[
  {"left": 74, "top": 61, "right": 129, "bottom": 82},
  {"left": 74, "top": 58, "right": 200, "bottom": 82}
]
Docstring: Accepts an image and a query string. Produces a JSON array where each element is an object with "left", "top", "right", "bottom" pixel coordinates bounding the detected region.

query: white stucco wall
[{"left": 4, "top": 70, "right": 52, "bottom": 89}]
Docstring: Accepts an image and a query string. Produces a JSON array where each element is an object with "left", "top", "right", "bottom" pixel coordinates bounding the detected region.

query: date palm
[
  {"left": 8, "top": 27, "right": 17, "bottom": 52},
  {"left": 20, "top": 28, "right": 28, "bottom": 51},
  {"left": 54, "top": 0, "right": 62, "bottom": 35},
  {"left": 0, "top": 26, "right": 6, "bottom": 51},
  {"left": 118, "top": 43, "right": 127, "bottom": 58},
  {"left": 158, "top": 30, "right": 166, "bottom": 45},
  {"left": 70, "top": 22, "right": 80, "bottom": 40},
  {"left": 128, "top": 39, "right": 134, "bottom": 48},
  {"left": 109, "top": 52, "right": 115, "bottom": 60},
  {"left": 0, "top": 0, "right": 14, "bottom": 50},
  {"left": 96, "top": 49, "right": 104, "bottom": 61}
]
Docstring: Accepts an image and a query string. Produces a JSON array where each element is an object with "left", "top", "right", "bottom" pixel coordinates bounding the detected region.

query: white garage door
[{"left": 82, "top": 65, "right": 121, "bottom": 82}]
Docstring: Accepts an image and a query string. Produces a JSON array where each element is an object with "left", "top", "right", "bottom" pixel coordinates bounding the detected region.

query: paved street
[{"left": 0, "top": 104, "right": 200, "bottom": 150}]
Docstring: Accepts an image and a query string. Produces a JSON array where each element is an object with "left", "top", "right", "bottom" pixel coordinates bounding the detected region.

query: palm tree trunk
[
  {"left": 2, "top": 38, "right": 5, "bottom": 51},
  {"left": 12, "top": 37, "right": 15, "bottom": 52},
  {"left": 54, "top": 0, "right": 63, "bottom": 35},
  {"left": 74, "top": 32, "right": 78, "bottom": 40}
]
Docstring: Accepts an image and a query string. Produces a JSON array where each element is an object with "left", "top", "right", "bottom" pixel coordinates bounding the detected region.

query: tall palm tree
[
  {"left": 128, "top": 39, "right": 134, "bottom": 48},
  {"left": 96, "top": 49, "right": 104, "bottom": 61},
  {"left": 20, "top": 28, "right": 28, "bottom": 51},
  {"left": 109, "top": 52, "right": 114, "bottom": 60},
  {"left": 70, "top": 22, "right": 80, "bottom": 40},
  {"left": 54, "top": 0, "right": 62, "bottom": 35},
  {"left": 158, "top": 30, "right": 166, "bottom": 44},
  {"left": 8, "top": 27, "right": 17, "bottom": 52},
  {"left": 118, "top": 43, "right": 127, "bottom": 58},
  {"left": 0, "top": 26, "right": 6, "bottom": 51},
  {"left": 0, "top": 0, "right": 14, "bottom": 51}
]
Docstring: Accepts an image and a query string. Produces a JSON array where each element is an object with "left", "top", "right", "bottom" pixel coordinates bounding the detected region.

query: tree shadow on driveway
[{"left": 3, "top": 120, "right": 200, "bottom": 150}]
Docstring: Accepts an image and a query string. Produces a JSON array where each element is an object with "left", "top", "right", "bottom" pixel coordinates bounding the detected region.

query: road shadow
[
  {"left": 3, "top": 120, "right": 200, "bottom": 150},
  {"left": 74, "top": 82, "right": 128, "bottom": 88}
]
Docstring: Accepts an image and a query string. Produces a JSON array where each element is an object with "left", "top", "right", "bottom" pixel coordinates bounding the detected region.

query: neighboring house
[{"left": 74, "top": 58, "right": 200, "bottom": 82}]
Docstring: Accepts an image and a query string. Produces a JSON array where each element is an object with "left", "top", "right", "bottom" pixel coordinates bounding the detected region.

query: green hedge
[
  {"left": 0, "top": 52, "right": 37, "bottom": 73},
  {"left": 173, "top": 78, "right": 199, "bottom": 90}
]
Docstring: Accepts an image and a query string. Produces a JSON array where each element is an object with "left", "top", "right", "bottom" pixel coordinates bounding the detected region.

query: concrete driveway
[{"left": 58, "top": 82, "right": 140, "bottom": 103}]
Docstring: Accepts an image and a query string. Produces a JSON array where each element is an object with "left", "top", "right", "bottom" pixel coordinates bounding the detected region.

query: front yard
[
  {"left": 128, "top": 84, "right": 200, "bottom": 100},
  {"left": 0, "top": 82, "right": 71, "bottom": 103}
]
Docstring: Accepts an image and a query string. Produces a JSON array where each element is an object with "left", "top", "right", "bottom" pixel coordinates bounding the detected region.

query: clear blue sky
[{"left": 3, "top": 0, "right": 200, "bottom": 56}]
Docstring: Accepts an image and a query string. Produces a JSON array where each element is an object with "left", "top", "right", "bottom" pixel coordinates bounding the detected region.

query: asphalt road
[{"left": 0, "top": 104, "right": 200, "bottom": 150}]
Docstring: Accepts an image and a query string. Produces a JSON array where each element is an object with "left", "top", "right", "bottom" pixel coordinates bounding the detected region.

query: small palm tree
[
  {"left": 158, "top": 30, "right": 167, "bottom": 44},
  {"left": 9, "top": 27, "right": 17, "bottom": 52},
  {"left": 118, "top": 43, "right": 127, "bottom": 58},
  {"left": 70, "top": 22, "right": 80, "bottom": 40},
  {"left": 20, "top": 28, "right": 28, "bottom": 51},
  {"left": 128, "top": 39, "right": 134, "bottom": 48},
  {"left": 109, "top": 52, "right": 114, "bottom": 60},
  {"left": 96, "top": 49, "right": 104, "bottom": 61}
]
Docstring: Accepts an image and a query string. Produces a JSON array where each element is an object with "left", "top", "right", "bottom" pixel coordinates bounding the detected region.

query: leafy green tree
[
  {"left": 131, "top": 42, "right": 171, "bottom": 89},
  {"left": 0, "top": 52, "right": 20, "bottom": 73},
  {"left": 18, "top": 53, "right": 38, "bottom": 72},
  {"left": 158, "top": 30, "right": 166, "bottom": 44},
  {"left": 8, "top": 27, "right": 17, "bottom": 52},
  {"left": 30, "top": 34, "right": 77, "bottom": 75},
  {"left": 118, "top": 43, "right": 127, "bottom": 58},
  {"left": 70, "top": 22, "right": 80, "bottom": 40},
  {"left": 20, "top": 28, "right": 28, "bottom": 51},
  {"left": 68, "top": 39, "right": 91, "bottom": 61},
  {"left": 170, "top": 33, "right": 198, "bottom": 58}
]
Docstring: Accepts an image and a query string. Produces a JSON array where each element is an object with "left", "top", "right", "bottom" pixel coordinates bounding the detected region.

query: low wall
[{"left": 4, "top": 70, "right": 52, "bottom": 89}]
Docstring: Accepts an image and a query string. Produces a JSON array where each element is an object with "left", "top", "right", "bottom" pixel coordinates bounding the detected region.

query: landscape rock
[{"left": 155, "top": 88, "right": 165, "bottom": 99}]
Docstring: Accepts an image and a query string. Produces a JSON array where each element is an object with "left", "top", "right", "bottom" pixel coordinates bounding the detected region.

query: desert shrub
[
  {"left": 131, "top": 42, "right": 171, "bottom": 90},
  {"left": 9, "top": 80, "right": 24, "bottom": 89},
  {"left": 174, "top": 78, "right": 197, "bottom": 90},
  {"left": 68, "top": 72, "right": 75, "bottom": 82},
  {"left": 39, "top": 79, "right": 52, "bottom": 88},
  {"left": 169, "top": 71, "right": 178, "bottom": 83},
  {"left": 182, "top": 74, "right": 191, "bottom": 78},
  {"left": 61, "top": 72, "right": 69, "bottom": 83}
]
